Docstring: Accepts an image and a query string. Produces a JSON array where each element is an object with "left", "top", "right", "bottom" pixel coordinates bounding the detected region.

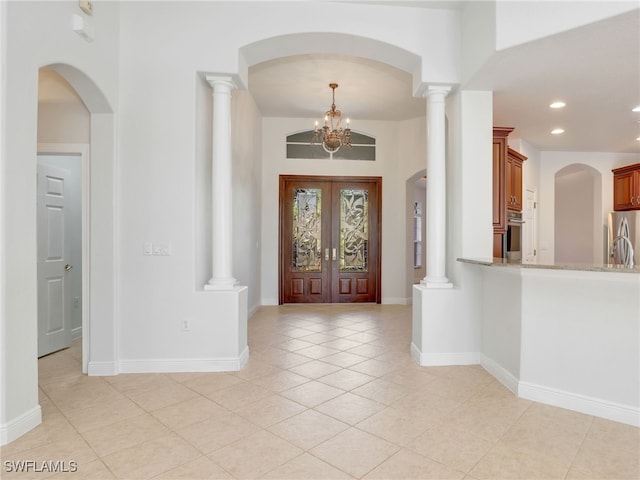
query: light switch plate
[{"left": 79, "top": 0, "right": 93, "bottom": 16}]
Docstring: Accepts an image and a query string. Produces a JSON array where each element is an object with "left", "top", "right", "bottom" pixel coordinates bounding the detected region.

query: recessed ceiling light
[
  {"left": 550, "top": 101, "right": 566, "bottom": 109},
  {"left": 551, "top": 128, "right": 565, "bottom": 135},
  {"left": 633, "top": 105, "right": 640, "bottom": 112}
]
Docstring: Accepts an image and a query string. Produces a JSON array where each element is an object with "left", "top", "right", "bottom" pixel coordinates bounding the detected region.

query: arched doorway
[
  {"left": 38, "top": 63, "right": 118, "bottom": 375},
  {"left": 554, "top": 164, "right": 603, "bottom": 263},
  {"left": 235, "top": 34, "right": 426, "bottom": 306},
  {"left": 406, "top": 170, "right": 427, "bottom": 299}
]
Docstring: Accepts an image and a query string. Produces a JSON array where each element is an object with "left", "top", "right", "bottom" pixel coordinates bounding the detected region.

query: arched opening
[
  {"left": 37, "top": 63, "right": 117, "bottom": 375},
  {"left": 406, "top": 170, "right": 427, "bottom": 299},
  {"left": 554, "top": 164, "right": 603, "bottom": 263},
  {"left": 37, "top": 67, "right": 89, "bottom": 374},
  {"left": 196, "top": 34, "right": 428, "bottom": 306}
]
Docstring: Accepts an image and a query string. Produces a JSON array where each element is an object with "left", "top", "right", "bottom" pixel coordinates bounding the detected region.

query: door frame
[
  {"left": 522, "top": 185, "right": 538, "bottom": 264},
  {"left": 278, "top": 174, "right": 382, "bottom": 304},
  {"left": 38, "top": 143, "right": 91, "bottom": 373}
]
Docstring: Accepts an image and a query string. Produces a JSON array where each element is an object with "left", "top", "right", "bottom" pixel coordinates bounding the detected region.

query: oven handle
[{"left": 508, "top": 218, "right": 525, "bottom": 225}]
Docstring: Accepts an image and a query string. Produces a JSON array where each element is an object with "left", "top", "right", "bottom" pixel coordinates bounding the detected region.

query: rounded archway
[
  {"left": 406, "top": 169, "right": 427, "bottom": 298},
  {"left": 39, "top": 63, "right": 117, "bottom": 375},
  {"left": 554, "top": 163, "right": 603, "bottom": 263}
]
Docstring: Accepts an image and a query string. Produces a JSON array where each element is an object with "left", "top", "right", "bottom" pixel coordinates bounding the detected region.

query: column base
[
  {"left": 204, "top": 277, "right": 238, "bottom": 291},
  {"left": 420, "top": 276, "right": 453, "bottom": 288}
]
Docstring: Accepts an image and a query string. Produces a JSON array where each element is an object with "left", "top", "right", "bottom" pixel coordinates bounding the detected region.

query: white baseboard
[
  {"left": 480, "top": 354, "right": 519, "bottom": 395},
  {"left": 410, "top": 343, "right": 480, "bottom": 366},
  {"left": 519, "top": 381, "right": 640, "bottom": 428},
  {"left": 0, "top": 405, "right": 42, "bottom": 446},
  {"left": 119, "top": 348, "right": 250, "bottom": 374},
  {"left": 87, "top": 361, "right": 119, "bottom": 376},
  {"left": 248, "top": 304, "right": 260, "bottom": 318},
  {"left": 71, "top": 326, "right": 82, "bottom": 340},
  {"left": 382, "top": 297, "right": 411, "bottom": 305}
]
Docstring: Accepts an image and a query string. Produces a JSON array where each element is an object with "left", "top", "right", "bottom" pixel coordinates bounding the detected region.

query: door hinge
[
  {"left": 534, "top": 249, "right": 537, "bottom": 256},
  {"left": 534, "top": 201, "right": 537, "bottom": 208}
]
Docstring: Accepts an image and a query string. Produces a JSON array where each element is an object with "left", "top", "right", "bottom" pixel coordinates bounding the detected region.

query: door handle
[
  {"left": 64, "top": 264, "right": 73, "bottom": 271},
  {"left": 324, "top": 248, "right": 329, "bottom": 261},
  {"left": 332, "top": 248, "right": 337, "bottom": 261}
]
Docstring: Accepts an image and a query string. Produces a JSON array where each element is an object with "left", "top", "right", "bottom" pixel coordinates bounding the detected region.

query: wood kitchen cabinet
[
  {"left": 492, "top": 127, "right": 527, "bottom": 257},
  {"left": 506, "top": 147, "right": 526, "bottom": 212},
  {"left": 612, "top": 163, "right": 640, "bottom": 211},
  {"left": 493, "top": 128, "right": 513, "bottom": 257}
]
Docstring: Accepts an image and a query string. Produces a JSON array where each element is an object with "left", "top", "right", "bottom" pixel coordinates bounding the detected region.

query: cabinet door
[
  {"left": 613, "top": 170, "right": 636, "bottom": 211},
  {"left": 509, "top": 158, "right": 523, "bottom": 211},
  {"left": 492, "top": 138, "right": 507, "bottom": 233},
  {"left": 506, "top": 148, "right": 526, "bottom": 212}
]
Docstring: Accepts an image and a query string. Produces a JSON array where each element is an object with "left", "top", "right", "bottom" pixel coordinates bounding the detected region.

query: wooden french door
[{"left": 279, "top": 175, "right": 381, "bottom": 304}]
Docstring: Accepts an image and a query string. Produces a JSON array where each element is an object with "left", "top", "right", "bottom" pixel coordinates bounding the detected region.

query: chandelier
[{"left": 311, "top": 83, "right": 352, "bottom": 152}]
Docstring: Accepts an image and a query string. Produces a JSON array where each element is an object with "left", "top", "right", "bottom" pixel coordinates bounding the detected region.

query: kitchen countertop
[{"left": 457, "top": 257, "right": 640, "bottom": 274}]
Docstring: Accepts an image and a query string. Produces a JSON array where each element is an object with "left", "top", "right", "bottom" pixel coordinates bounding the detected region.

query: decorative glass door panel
[
  {"left": 280, "top": 176, "right": 381, "bottom": 304},
  {"left": 339, "top": 189, "right": 369, "bottom": 272},
  {"left": 292, "top": 188, "right": 322, "bottom": 272}
]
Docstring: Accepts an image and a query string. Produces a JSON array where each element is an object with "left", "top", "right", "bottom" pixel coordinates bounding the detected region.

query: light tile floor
[{"left": 2, "top": 304, "right": 639, "bottom": 479}]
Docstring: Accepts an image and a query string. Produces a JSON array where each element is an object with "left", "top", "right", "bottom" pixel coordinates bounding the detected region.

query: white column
[
  {"left": 205, "top": 76, "right": 237, "bottom": 290},
  {"left": 422, "top": 85, "right": 452, "bottom": 287}
]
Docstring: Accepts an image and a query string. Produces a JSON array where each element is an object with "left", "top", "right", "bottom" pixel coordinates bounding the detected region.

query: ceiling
[{"left": 248, "top": 7, "right": 640, "bottom": 154}]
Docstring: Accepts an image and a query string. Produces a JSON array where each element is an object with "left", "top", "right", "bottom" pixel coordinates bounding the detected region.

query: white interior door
[
  {"left": 523, "top": 187, "right": 538, "bottom": 264},
  {"left": 38, "top": 163, "right": 72, "bottom": 357}
]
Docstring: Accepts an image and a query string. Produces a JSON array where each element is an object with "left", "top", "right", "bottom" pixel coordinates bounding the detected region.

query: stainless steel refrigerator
[{"left": 608, "top": 211, "right": 640, "bottom": 267}]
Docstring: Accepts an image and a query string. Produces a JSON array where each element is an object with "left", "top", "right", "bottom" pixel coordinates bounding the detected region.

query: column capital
[
  {"left": 424, "top": 85, "right": 452, "bottom": 98},
  {"left": 205, "top": 75, "right": 238, "bottom": 91}
]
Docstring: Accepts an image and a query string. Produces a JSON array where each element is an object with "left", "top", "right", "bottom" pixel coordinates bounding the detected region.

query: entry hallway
[{"left": 2, "top": 305, "right": 638, "bottom": 479}]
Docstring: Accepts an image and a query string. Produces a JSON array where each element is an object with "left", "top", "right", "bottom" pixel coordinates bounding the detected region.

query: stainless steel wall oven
[{"left": 504, "top": 211, "right": 523, "bottom": 261}]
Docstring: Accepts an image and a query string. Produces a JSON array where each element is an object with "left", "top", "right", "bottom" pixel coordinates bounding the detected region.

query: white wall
[
  {"left": 467, "top": 263, "right": 640, "bottom": 427},
  {"left": 538, "top": 151, "right": 639, "bottom": 264},
  {"left": 1, "top": 0, "right": 120, "bottom": 444},
  {"left": 481, "top": 266, "right": 522, "bottom": 391},
  {"left": 116, "top": 21, "right": 263, "bottom": 365},
  {"left": 519, "top": 268, "right": 639, "bottom": 426}
]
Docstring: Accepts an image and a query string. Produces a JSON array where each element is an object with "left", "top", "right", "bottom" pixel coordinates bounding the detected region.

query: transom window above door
[{"left": 286, "top": 130, "right": 376, "bottom": 161}]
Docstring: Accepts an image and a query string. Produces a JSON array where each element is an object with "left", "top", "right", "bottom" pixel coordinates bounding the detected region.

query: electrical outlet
[
  {"left": 181, "top": 319, "right": 191, "bottom": 332},
  {"left": 153, "top": 243, "right": 172, "bottom": 256}
]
